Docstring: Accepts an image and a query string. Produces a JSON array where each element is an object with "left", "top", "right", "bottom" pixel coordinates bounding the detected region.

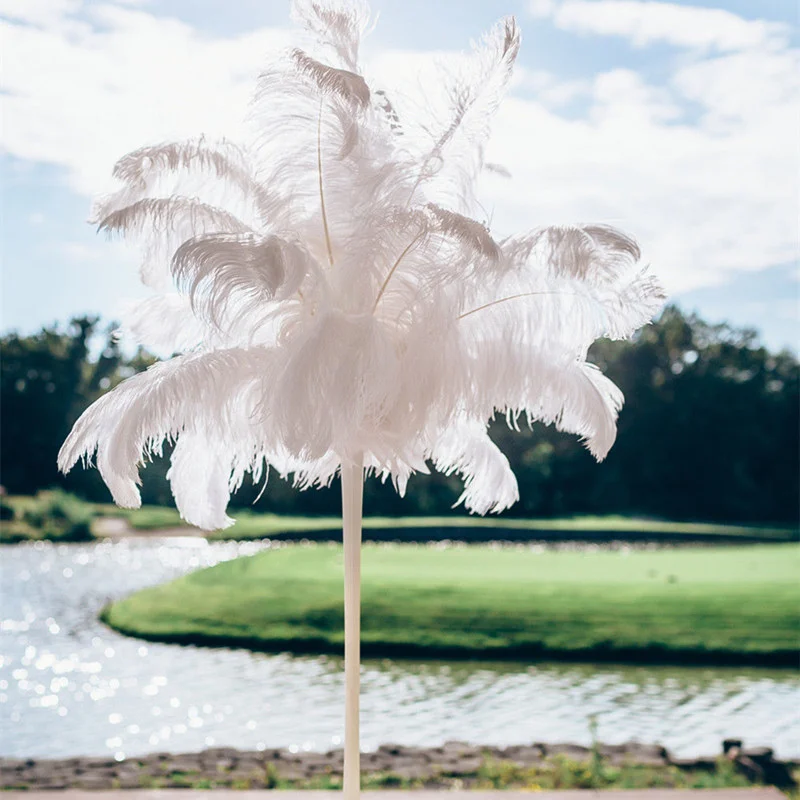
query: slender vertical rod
[{"left": 341, "top": 457, "right": 363, "bottom": 800}]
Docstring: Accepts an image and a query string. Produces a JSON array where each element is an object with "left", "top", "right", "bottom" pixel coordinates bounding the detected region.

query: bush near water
[{"left": 0, "top": 489, "right": 92, "bottom": 543}]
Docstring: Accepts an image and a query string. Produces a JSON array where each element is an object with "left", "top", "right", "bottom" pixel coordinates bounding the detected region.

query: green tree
[
  {"left": 1, "top": 317, "right": 118, "bottom": 497},
  {"left": 597, "top": 306, "right": 799, "bottom": 523},
  {"left": 2, "top": 307, "right": 797, "bottom": 524},
  {"left": 0, "top": 317, "right": 171, "bottom": 502},
  {"left": 493, "top": 306, "right": 799, "bottom": 524}
]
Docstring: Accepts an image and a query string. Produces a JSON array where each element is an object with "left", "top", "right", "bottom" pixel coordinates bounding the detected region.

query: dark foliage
[
  {"left": 1, "top": 307, "right": 797, "bottom": 523},
  {"left": 1, "top": 317, "right": 116, "bottom": 498},
  {"left": 0, "top": 489, "right": 93, "bottom": 543},
  {"left": 0, "top": 317, "right": 163, "bottom": 503},
  {"left": 489, "top": 306, "right": 800, "bottom": 524}
]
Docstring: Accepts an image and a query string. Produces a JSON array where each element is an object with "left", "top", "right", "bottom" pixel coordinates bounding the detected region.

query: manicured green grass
[
  {"left": 5, "top": 494, "right": 796, "bottom": 543},
  {"left": 103, "top": 542, "right": 800, "bottom": 665},
  {"left": 119, "top": 504, "right": 797, "bottom": 542},
  {"left": 113, "top": 505, "right": 184, "bottom": 530}
]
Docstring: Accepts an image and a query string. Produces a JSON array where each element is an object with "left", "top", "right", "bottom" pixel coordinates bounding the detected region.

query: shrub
[
  {"left": 0, "top": 499, "right": 14, "bottom": 521},
  {"left": 0, "top": 490, "right": 94, "bottom": 543}
]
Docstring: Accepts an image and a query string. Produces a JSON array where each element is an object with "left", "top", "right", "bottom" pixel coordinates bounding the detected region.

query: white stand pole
[{"left": 341, "top": 458, "right": 363, "bottom": 800}]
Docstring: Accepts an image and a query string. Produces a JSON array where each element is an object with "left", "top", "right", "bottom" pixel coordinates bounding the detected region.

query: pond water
[{"left": 1, "top": 538, "right": 798, "bottom": 760}]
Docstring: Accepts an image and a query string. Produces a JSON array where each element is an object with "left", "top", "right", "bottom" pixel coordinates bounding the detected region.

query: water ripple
[{"left": 1, "top": 539, "right": 798, "bottom": 759}]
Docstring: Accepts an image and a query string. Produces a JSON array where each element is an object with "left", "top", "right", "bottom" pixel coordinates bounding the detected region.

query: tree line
[{"left": 1, "top": 306, "right": 797, "bottom": 524}]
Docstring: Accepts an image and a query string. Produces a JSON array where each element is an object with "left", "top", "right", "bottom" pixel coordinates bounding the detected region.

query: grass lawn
[
  {"left": 103, "top": 542, "right": 800, "bottom": 666},
  {"left": 118, "top": 504, "right": 797, "bottom": 542},
  {"left": 5, "top": 494, "right": 796, "bottom": 544}
]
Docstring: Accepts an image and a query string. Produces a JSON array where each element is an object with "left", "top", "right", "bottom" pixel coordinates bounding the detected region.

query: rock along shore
[{"left": 1, "top": 740, "right": 796, "bottom": 791}]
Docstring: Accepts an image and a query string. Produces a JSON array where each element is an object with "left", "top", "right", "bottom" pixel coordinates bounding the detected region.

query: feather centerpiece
[{"left": 59, "top": 1, "right": 664, "bottom": 796}]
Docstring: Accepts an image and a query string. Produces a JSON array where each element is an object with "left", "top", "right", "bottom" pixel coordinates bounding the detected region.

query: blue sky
[{"left": 1, "top": 0, "right": 798, "bottom": 350}]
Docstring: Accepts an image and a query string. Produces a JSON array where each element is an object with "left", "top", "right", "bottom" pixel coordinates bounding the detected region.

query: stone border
[{"left": 1, "top": 740, "right": 796, "bottom": 791}]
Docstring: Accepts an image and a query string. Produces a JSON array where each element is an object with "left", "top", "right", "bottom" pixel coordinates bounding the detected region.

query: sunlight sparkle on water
[{"left": 0, "top": 537, "right": 798, "bottom": 760}]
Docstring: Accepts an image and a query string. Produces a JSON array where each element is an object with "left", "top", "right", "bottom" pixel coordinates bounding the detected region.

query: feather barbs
[
  {"left": 59, "top": 0, "right": 664, "bottom": 529},
  {"left": 292, "top": 49, "right": 371, "bottom": 107}
]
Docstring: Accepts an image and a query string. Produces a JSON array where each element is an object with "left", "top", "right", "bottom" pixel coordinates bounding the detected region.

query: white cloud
[
  {"left": 1, "top": 3, "right": 290, "bottom": 194},
  {"left": 1, "top": 0, "right": 797, "bottom": 301},
  {"left": 494, "top": 1, "right": 798, "bottom": 293},
  {"left": 531, "top": 0, "right": 789, "bottom": 52},
  {"left": 0, "top": 0, "right": 81, "bottom": 27},
  {"left": 480, "top": 45, "right": 798, "bottom": 292},
  {"left": 516, "top": 68, "right": 592, "bottom": 108}
]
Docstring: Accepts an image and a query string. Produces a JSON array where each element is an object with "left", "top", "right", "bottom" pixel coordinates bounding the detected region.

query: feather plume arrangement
[
  {"left": 60, "top": 2, "right": 664, "bottom": 526},
  {"left": 59, "top": 0, "right": 664, "bottom": 527}
]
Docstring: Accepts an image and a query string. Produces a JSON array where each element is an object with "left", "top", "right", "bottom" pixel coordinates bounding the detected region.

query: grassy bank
[
  {"left": 119, "top": 503, "right": 798, "bottom": 542},
  {"left": 5, "top": 493, "right": 796, "bottom": 544},
  {"left": 144, "top": 508, "right": 800, "bottom": 543},
  {"left": 103, "top": 542, "right": 800, "bottom": 666},
  {"left": 4, "top": 746, "right": 796, "bottom": 794},
  {"left": 119, "top": 759, "right": 793, "bottom": 794}
]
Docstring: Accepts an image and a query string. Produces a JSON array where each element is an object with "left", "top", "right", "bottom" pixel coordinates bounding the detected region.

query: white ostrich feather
[
  {"left": 432, "top": 419, "right": 519, "bottom": 515},
  {"left": 118, "top": 294, "right": 206, "bottom": 353},
  {"left": 172, "top": 233, "right": 312, "bottom": 325},
  {"left": 291, "top": 49, "right": 372, "bottom": 107},
  {"left": 59, "top": 0, "right": 664, "bottom": 529}
]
